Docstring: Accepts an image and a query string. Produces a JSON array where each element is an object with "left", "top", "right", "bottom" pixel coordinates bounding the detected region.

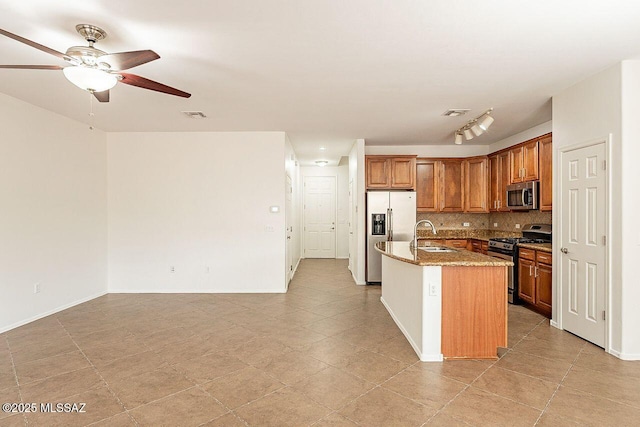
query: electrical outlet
[
  {"left": 265, "top": 225, "right": 275, "bottom": 232},
  {"left": 170, "top": 266, "right": 175, "bottom": 273},
  {"left": 515, "top": 224, "right": 521, "bottom": 229},
  {"left": 34, "top": 283, "right": 41, "bottom": 294},
  {"left": 429, "top": 283, "right": 438, "bottom": 296},
  {"left": 494, "top": 223, "right": 498, "bottom": 228},
  {"left": 462, "top": 222, "right": 470, "bottom": 227}
]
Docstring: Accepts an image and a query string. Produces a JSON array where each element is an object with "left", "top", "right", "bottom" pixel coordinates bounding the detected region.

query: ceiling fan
[{"left": 0, "top": 24, "right": 191, "bottom": 102}]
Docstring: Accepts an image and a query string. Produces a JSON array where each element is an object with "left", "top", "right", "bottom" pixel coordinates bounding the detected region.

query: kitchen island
[{"left": 375, "top": 241, "right": 512, "bottom": 361}]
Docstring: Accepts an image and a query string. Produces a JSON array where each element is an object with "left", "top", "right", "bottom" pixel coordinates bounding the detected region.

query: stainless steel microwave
[{"left": 506, "top": 181, "right": 538, "bottom": 210}]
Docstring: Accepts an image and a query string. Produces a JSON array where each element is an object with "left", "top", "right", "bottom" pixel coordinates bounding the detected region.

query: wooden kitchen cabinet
[
  {"left": 439, "top": 159, "right": 465, "bottom": 212},
  {"left": 365, "top": 156, "right": 416, "bottom": 190},
  {"left": 539, "top": 133, "right": 553, "bottom": 211},
  {"left": 445, "top": 239, "right": 468, "bottom": 249},
  {"left": 489, "top": 151, "right": 510, "bottom": 211},
  {"left": 464, "top": 156, "right": 489, "bottom": 212},
  {"left": 510, "top": 139, "right": 539, "bottom": 183},
  {"left": 518, "top": 247, "right": 552, "bottom": 317},
  {"left": 416, "top": 159, "right": 439, "bottom": 212}
]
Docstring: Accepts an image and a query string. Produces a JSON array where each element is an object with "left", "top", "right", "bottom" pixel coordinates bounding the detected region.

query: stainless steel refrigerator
[{"left": 366, "top": 191, "right": 416, "bottom": 283}]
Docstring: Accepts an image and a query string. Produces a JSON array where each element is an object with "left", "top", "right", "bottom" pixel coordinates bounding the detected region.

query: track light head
[
  {"left": 463, "top": 128, "right": 474, "bottom": 140},
  {"left": 478, "top": 111, "right": 494, "bottom": 131},
  {"left": 471, "top": 122, "right": 484, "bottom": 136},
  {"left": 454, "top": 132, "right": 463, "bottom": 145}
]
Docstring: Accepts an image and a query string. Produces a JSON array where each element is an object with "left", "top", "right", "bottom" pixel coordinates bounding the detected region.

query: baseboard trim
[
  {"left": 550, "top": 320, "right": 560, "bottom": 329},
  {"left": 0, "top": 290, "right": 108, "bottom": 334},
  {"left": 107, "top": 288, "right": 287, "bottom": 294},
  {"left": 351, "top": 270, "right": 366, "bottom": 285},
  {"left": 380, "top": 296, "right": 443, "bottom": 362}
]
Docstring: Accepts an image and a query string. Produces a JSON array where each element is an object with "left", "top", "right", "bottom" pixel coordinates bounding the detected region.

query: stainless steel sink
[{"left": 418, "top": 246, "right": 457, "bottom": 253}]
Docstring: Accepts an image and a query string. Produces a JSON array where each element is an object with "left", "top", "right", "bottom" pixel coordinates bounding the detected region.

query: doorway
[
  {"left": 303, "top": 176, "right": 336, "bottom": 258},
  {"left": 559, "top": 140, "right": 608, "bottom": 347}
]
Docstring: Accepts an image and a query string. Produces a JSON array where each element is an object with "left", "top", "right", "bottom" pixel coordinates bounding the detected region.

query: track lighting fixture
[{"left": 452, "top": 108, "right": 494, "bottom": 144}]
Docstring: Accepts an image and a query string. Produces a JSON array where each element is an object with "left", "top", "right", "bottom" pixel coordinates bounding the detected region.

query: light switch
[{"left": 270, "top": 206, "right": 280, "bottom": 213}]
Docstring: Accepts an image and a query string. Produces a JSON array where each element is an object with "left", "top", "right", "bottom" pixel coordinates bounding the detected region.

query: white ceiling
[{"left": 2, "top": 1, "right": 640, "bottom": 166}]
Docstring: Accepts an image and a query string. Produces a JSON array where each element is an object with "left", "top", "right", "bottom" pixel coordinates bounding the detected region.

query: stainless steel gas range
[{"left": 487, "top": 224, "right": 552, "bottom": 304}]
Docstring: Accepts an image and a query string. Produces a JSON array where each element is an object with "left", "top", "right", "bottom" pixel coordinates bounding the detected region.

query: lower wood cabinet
[
  {"left": 445, "top": 239, "right": 468, "bottom": 249},
  {"left": 518, "top": 248, "right": 552, "bottom": 318},
  {"left": 468, "top": 239, "right": 489, "bottom": 255}
]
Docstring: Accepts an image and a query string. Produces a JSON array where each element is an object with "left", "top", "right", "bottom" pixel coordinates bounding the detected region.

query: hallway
[{"left": 1, "top": 259, "right": 639, "bottom": 426}]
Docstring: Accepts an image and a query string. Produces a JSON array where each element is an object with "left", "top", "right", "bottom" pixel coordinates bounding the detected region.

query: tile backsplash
[{"left": 417, "top": 210, "right": 552, "bottom": 232}]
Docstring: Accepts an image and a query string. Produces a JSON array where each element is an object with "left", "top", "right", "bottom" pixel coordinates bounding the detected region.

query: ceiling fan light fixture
[
  {"left": 315, "top": 160, "right": 329, "bottom": 167},
  {"left": 63, "top": 66, "right": 117, "bottom": 92}
]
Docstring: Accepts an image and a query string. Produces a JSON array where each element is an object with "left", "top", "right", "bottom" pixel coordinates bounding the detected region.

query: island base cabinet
[{"left": 441, "top": 266, "right": 508, "bottom": 359}]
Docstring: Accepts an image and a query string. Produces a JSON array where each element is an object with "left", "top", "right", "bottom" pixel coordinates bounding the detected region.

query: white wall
[
  {"left": 0, "top": 93, "right": 108, "bottom": 332},
  {"left": 366, "top": 144, "right": 486, "bottom": 158},
  {"left": 349, "top": 139, "right": 366, "bottom": 284},
  {"left": 552, "top": 62, "right": 633, "bottom": 358},
  {"left": 285, "top": 135, "right": 301, "bottom": 276},
  {"left": 300, "top": 165, "right": 349, "bottom": 259},
  {"left": 107, "top": 132, "right": 287, "bottom": 293},
  {"left": 488, "top": 121, "right": 552, "bottom": 153},
  {"left": 620, "top": 61, "right": 640, "bottom": 358}
]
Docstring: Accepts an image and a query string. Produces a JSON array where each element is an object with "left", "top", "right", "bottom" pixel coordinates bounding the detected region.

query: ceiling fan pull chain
[{"left": 88, "top": 91, "right": 95, "bottom": 131}]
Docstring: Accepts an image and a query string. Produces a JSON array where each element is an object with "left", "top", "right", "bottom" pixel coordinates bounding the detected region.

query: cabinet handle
[
  {"left": 529, "top": 265, "right": 533, "bottom": 276},
  {"left": 498, "top": 200, "right": 501, "bottom": 209},
  {"left": 534, "top": 266, "right": 538, "bottom": 277}
]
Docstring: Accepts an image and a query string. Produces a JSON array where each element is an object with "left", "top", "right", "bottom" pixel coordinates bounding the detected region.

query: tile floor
[{"left": 1, "top": 259, "right": 639, "bottom": 426}]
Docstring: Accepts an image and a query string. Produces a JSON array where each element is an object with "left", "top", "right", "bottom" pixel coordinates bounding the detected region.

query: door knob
[{"left": 560, "top": 247, "right": 569, "bottom": 254}]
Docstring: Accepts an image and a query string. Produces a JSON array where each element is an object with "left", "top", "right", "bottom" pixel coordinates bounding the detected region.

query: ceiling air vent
[
  {"left": 442, "top": 109, "right": 470, "bottom": 117},
  {"left": 182, "top": 111, "right": 207, "bottom": 119}
]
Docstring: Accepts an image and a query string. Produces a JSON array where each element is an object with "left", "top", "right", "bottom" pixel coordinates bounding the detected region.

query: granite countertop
[
  {"left": 375, "top": 241, "right": 514, "bottom": 267},
  {"left": 416, "top": 229, "right": 522, "bottom": 242},
  {"left": 517, "top": 242, "right": 552, "bottom": 253}
]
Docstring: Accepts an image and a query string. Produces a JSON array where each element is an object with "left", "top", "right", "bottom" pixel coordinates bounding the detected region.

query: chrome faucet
[{"left": 413, "top": 220, "right": 437, "bottom": 249}]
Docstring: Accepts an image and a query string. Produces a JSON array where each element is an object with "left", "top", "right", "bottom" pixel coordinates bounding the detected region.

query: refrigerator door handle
[{"left": 387, "top": 208, "right": 393, "bottom": 241}]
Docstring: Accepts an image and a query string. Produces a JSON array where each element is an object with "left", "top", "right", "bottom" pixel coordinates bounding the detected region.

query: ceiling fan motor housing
[{"left": 75, "top": 24, "right": 107, "bottom": 44}]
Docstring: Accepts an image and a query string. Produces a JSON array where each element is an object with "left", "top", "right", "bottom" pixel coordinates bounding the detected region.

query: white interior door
[
  {"left": 348, "top": 179, "right": 354, "bottom": 272},
  {"left": 560, "top": 142, "right": 607, "bottom": 347},
  {"left": 286, "top": 174, "right": 293, "bottom": 285},
  {"left": 304, "top": 176, "right": 336, "bottom": 258}
]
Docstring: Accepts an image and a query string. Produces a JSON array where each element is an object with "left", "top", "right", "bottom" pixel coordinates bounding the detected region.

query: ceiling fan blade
[
  {"left": 100, "top": 50, "right": 160, "bottom": 71},
  {"left": 0, "top": 28, "right": 70, "bottom": 62},
  {"left": 93, "top": 90, "right": 110, "bottom": 103},
  {"left": 0, "top": 65, "right": 64, "bottom": 70},
  {"left": 119, "top": 73, "right": 191, "bottom": 98}
]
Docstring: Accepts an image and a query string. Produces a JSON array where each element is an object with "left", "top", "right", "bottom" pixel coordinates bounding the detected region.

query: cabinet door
[
  {"left": 489, "top": 155, "right": 499, "bottom": 211},
  {"left": 465, "top": 157, "right": 488, "bottom": 212},
  {"left": 366, "top": 157, "right": 390, "bottom": 189},
  {"left": 445, "top": 239, "right": 468, "bottom": 248},
  {"left": 416, "top": 159, "right": 439, "bottom": 212},
  {"left": 510, "top": 146, "right": 524, "bottom": 183},
  {"left": 518, "top": 258, "right": 535, "bottom": 304},
  {"left": 440, "top": 159, "right": 465, "bottom": 212},
  {"left": 536, "top": 262, "right": 552, "bottom": 317},
  {"left": 390, "top": 157, "right": 416, "bottom": 189},
  {"left": 497, "top": 151, "right": 511, "bottom": 211},
  {"left": 539, "top": 134, "right": 553, "bottom": 211},
  {"left": 522, "top": 139, "right": 539, "bottom": 181}
]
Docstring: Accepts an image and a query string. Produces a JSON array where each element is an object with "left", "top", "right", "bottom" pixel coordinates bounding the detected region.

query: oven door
[{"left": 487, "top": 250, "right": 515, "bottom": 304}]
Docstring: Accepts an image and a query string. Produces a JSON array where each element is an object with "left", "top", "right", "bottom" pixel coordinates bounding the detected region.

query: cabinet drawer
[
  {"left": 518, "top": 248, "right": 535, "bottom": 261},
  {"left": 471, "top": 240, "right": 482, "bottom": 250},
  {"left": 445, "top": 239, "right": 468, "bottom": 248},
  {"left": 536, "top": 251, "right": 552, "bottom": 265}
]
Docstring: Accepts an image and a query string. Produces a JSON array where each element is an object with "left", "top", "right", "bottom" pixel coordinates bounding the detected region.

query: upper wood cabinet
[
  {"left": 365, "top": 156, "right": 416, "bottom": 190},
  {"left": 416, "top": 159, "right": 439, "bottom": 212},
  {"left": 538, "top": 133, "right": 553, "bottom": 211},
  {"left": 511, "top": 139, "right": 539, "bottom": 183},
  {"left": 439, "top": 159, "right": 465, "bottom": 212},
  {"left": 464, "top": 156, "right": 489, "bottom": 212},
  {"left": 489, "top": 151, "right": 510, "bottom": 211}
]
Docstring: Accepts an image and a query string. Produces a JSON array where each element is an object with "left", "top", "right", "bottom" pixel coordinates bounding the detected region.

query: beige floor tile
[
  {"left": 268, "top": 327, "right": 327, "bottom": 349},
  {"left": 82, "top": 336, "right": 150, "bottom": 367},
  {"left": 253, "top": 350, "right": 329, "bottom": 385},
  {"left": 10, "top": 337, "right": 78, "bottom": 365},
  {"left": 382, "top": 365, "right": 466, "bottom": 410},
  {"left": 227, "top": 336, "right": 291, "bottom": 365},
  {"left": 424, "top": 412, "right": 475, "bottom": 426},
  {"left": 108, "top": 366, "right": 194, "bottom": 409},
  {"left": 441, "top": 386, "right": 541, "bottom": 426},
  {"left": 153, "top": 335, "right": 222, "bottom": 364},
  {"left": 201, "top": 412, "right": 247, "bottom": 427},
  {"left": 97, "top": 350, "right": 168, "bottom": 383},
  {"left": 496, "top": 350, "right": 572, "bottom": 383},
  {"left": 20, "top": 367, "right": 103, "bottom": 403},
  {"left": 512, "top": 336, "right": 584, "bottom": 362},
  {"left": 0, "top": 369, "right": 17, "bottom": 392},
  {"left": 0, "top": 413, "right": 26, "bottom": 426},
  {"left": 271, "top": 309, "right": 326, "bottom": 326},
  {"left": 336, "top": 349, "right": 408, "bottom": 384},
  {"left": 304, "top": 317, "right": 360, "bottom": 336},
  {"left": 14, "top": 350, "right": 90, "bottom": 385},
  {"left": 562, "top": 364, "right": 640, "bottom": 408},
  {"left": 338, "top": 387, "right": 436, "bottom": 426},
  {"left": 574, "top": 348, "right": 640, "bottom": 379},
  {"left": 70, "top": 327, "right": 133, "bottom": 348},
  {"left": 472, "top": 366, "right": 558, "bottom": 410},
  {"left": 0, "top": 387, "right": 21, "bottom": 420},
  {"left": 199, "top": 326, "right": 259, "bottom": 353},
  {"left": 545, "top": 385, "right": 640, "bottom": 425},
  {"left": 24, "top": 385, "right": 124, "bottom": 427},
  {"left": 202, "top": 366, "right": 285, "bottom": 409},
  {"left": 291, "top": 366, "right": 374, "bottom": 410},
  {"left": 373, "top": 335, "right": 420, "bottom": 364},
  {"left": 234, "top": 387, "right": 331, "bottom": 427},
  {"left": 139, "top": 326, "right": 196, "bottom": 350},
  {"left": 313, "top": 412, "right": 359, "bottom": 426},
  {"left": 333, "top": 327, "right": 397, "bottom": 351},
  {"left": 129, "top": 386, "right": 227, "bottom": 426},
  {"left": 87, "top": 412, "right": 137, "bottom": 426},
  {"left": 173, "top": 352, "right": 247, "bottom": 384},
  {"left": 535, "top": 412, "right": 583, "bottom": 426},
  {"left": 300, "top": 337, "right": 365, "bottom": 366}
]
